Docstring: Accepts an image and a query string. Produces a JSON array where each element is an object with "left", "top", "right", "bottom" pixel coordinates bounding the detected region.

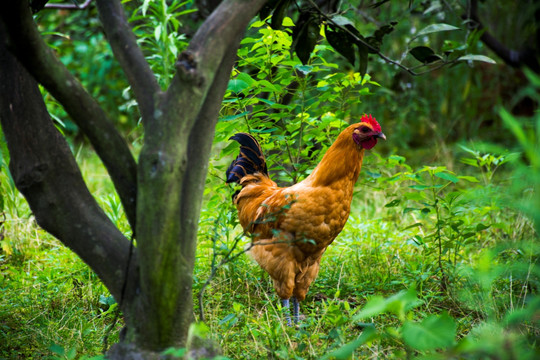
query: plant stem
[{"left": 433, "top": 192, "right": 448, "bottom": 292}]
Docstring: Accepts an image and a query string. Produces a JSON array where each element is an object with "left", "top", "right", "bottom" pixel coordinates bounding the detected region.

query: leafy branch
[
  {"left": 262, "top": 0, "right": 496, "bottom": 77},
  {"left": 305, "top": 0, "right": 417, "bottom": 75}
]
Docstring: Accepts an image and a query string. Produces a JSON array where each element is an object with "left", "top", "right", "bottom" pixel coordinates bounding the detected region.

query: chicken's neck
[{"left": 306, "top": 136, "right": 365, "bottom": 188}]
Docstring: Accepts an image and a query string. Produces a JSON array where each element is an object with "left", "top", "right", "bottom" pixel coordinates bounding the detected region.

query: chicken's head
[{"left": 352, "top": 114, "right": 386, "bottom": 150}]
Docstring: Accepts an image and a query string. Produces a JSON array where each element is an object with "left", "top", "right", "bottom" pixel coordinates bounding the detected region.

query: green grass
[
  {"left": 0, "top": 145, "right": 538, "bottom": 359},
  {"left": 0, "top": 148, "right": 121, "bottom": 359}
]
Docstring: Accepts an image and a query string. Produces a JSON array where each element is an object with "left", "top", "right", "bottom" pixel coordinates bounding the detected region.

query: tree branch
[
  {"left": 168, "top": 0, "right": 268, "bottom": 105},
  {"left": 0, "top": 36, "right": 139, "bottom": 305},
  {"left": 95, "top": 0, "right": 161, "bottom": 123},
  {"left": 307, "top": 0, "right": 416, "bottom": 74},
  {"left": 181, "top": 28, "right": 243, "bottom": 252},
  {"left": 0, "top": 1, "right": 138, "bottom": 229},
  {"left": 308, "top": 0, "right": 458, "bottom": 76},
  {"left": 44, "top": 0, "right": 93, "bottom": 10},
  {"left": 466, "top": 0, "right": 540, "bottom": 73}
]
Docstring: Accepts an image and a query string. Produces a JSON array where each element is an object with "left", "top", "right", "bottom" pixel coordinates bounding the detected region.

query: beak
[{"left": 376, "top": 132, "right": 386, "bottom": 140}]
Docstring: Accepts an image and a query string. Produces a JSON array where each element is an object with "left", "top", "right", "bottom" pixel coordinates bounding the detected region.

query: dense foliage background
[{"left": 1, "top": 0, "right": 538, "bottom": 358}]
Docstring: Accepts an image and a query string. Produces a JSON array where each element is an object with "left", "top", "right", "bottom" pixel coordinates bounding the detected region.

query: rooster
[{"left": 226, "top": 114, "right": 385, "bottom": 324}]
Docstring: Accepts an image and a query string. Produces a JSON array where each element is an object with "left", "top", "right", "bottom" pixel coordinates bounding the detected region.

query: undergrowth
[
  {"left": 1, "top": 130, "right": 538, "bottom": 358},
  {"left": 1, "top": 10, "right": 539, "bottom": 360}
]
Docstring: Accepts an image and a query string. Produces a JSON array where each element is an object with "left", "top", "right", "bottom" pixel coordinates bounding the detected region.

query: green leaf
[
  {"left": 236, "top": 72, "right": 256, "bottom": 86},
  {"left": 188, "top": 322, "right": 210, "bottom": 339},
  {"left": 385, "top": 199, "right": 401, "bottom": 207},
  {"left": 353, "top": 296, "right": 387, "bottom": 320},
  {"left": 441, "top": 39, "right": 462, "bottom": 53},
  {"left": 385, "top": 288, "right": 422, "bottom": 320},
  {"left": 401, "top": 222, "right": 423, "bottom": 231},
  {"left": 366, "top": 22, "right": 396, "bottom": 53},
  {"left": 294, "top": 64, "right": 313, "bottom": 75},
  {"left": 155, "top": 24, "right": 164, "bottom": 42},
  {"left": 414, "top": 23, "right": 460, "bottom": 39},
  {"left": 282, "top": 17, "right": 295, "bottom": 27},
  {"left": 49, "top": 343, "right": 65, "bottom": 356},
  {"left": 221, "top": 111, "right": 249, "bottom": 122},
  {"left": 258, "top": 80, "right": 279, "bottom": 92},
  {"left": 292, "top": 13, "right": 319, "bottom": 65},
  {"left": 256, "top": 98, "right": 276, "bottom": 106},
  {"left": 357, "top": 42, "right": 369, "bottom": 79},
  {"left": 435, "top": 171, "right": 459, "bottom": 183},
  {"left": 99, "top": 294, "right": 117, "bottom": 306},
  {"left": 458, "top": 54, "right": 497, "bottom": 64},
  {"left": 66, "top": 347, "right": 77, "bottom": 360},
  {"left": 365, "top": 171, "right": 381, "bottom": 178},
  {"left": 458, "top": 175, "right": 479, "bottom": 182},
  {"left": 466, "top": 28, "right": 486, "bottom": 48},
  {"left": 458, "top": 144, "right": 479, "bottom": 155},
  {"left": 410, "top": 235, "right": 424, "bottom": 245},
  {"left": 409, "top": 184, "right": 433, "bottom": 190},
  {"left": 354, "top": 288, "right": 421, "bottom": 321},
  {"left": 403, "top": 207, "right": 422, "bottom": 214},
  {"left": 141, "top": 0, "right": 151, "bottom": 15},
  {"left": 270, "top": 0, "right": 290, "bottom": 30},
  {"left": 227, "top": 79, "right": 249, "bottom": 94},
  {"left": 330, "top": 15, "right": 355, "bottom": 27},
  {"left": 499, "top": 108, "right": 532, "bottom": 161},
  {"left": 409, "top": 46, "right": 442, "bottom": 63},
  {"left": 403, "top": 191, "right": 427, "bottom": 202},
  {"left": 219, "top": 313, "right": 236, "bottom": 325},
  {"left": 325, "top": 25, "right": 356, "bottom": 66},
  {"left": 162, "top": 347, "right": 187, "bottom": 357},
  {"left": 460, "top": 158, "right": 479, "bottom": 167},
  {"left": 475, "top": 223, "right": 490, "bottom": 231},
  {"left": 252, "top": 127, "right": 279, "bottom": 134},
  {"left": 504, "top": 297, "right": 540, "bottom": 326},
  {"left": 319, "top": 327, "right": 377, "bottom": 360},
  {"left": 402, "top": 313, "right": 456, "bottom": 351}
]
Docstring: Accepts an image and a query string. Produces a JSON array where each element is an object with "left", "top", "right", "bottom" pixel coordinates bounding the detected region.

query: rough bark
[
  {"left": 95, "top": 0, "right": 161, "bottom": 123},
  {"left": 0, "top": 0, "right": 268, "bottom": 355},
  {"left": 0, "top": 29, "right": 138, "bottom": 306},
  {"left": 135, "top": 0, "right": 268, "bottom": 350},
  {"left": 0, "top": 1, "right": 138, "bottom": 229}
]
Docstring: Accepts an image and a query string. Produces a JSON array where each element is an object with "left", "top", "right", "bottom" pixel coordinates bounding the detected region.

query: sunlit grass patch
[{"left": 0, "top": 140, "right": 537, "bottom": 359}]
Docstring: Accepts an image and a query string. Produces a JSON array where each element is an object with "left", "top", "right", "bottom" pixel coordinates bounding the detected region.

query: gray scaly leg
[
  {"left": 292, "top": 296, "right": 300, "bottom": 324},
  {"left": 281, "top": 298, "right": 291, "bottom": 326}
]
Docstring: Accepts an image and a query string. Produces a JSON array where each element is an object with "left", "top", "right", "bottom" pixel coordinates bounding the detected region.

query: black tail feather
[{"left": 226, "top": 133, "right": 268, "bottom": 183}]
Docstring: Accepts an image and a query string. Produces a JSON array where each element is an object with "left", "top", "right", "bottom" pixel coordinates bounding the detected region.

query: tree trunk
[
  {"left": 0, "top": 0, "right": 267, "bottom": 356},
  {"left": 0, "top": 26, "right": 139, "bottom": 310},
  {"left": 133, "top": 0, "right": 267, "bottom": 350}
]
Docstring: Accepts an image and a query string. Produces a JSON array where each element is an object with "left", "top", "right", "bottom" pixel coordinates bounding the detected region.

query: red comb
[{"left": 360, "top": 114, "right": 381, "bottom": 132}]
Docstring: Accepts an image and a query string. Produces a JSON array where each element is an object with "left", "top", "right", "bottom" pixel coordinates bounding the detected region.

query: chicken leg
[{"left": 281, "top": 297, "right": 301, "bottom": 326}]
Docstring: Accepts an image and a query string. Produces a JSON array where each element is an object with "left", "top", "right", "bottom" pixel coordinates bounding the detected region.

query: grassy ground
[{"left": 0, "top": 145, "right": 538, "bottom": 359}]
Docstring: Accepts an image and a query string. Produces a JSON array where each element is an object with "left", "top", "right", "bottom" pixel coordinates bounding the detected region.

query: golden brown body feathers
[{"left": 233, "top": 124, "right": 366, "bottom": 301}]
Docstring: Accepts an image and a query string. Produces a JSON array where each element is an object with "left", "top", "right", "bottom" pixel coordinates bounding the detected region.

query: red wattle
[{"left": 361, "top": 137, "right": 377, "bottom": 150}]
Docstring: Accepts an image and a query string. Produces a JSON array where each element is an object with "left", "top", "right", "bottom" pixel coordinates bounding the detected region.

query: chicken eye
[{"left": 360, "top": 127, "right": 370, "bottom": 133}]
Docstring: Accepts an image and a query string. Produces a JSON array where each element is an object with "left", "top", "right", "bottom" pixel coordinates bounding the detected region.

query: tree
[
  {"left": 0, "top": 0, "right": 267, "bottom": 356},
  {"left": 0, "top": 0, "right": 530, "bottom": 357}
]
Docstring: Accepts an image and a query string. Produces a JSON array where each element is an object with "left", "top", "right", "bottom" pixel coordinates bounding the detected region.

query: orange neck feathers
[{"left": 307, "top": 126, "right": 365, "bottom": 187}]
